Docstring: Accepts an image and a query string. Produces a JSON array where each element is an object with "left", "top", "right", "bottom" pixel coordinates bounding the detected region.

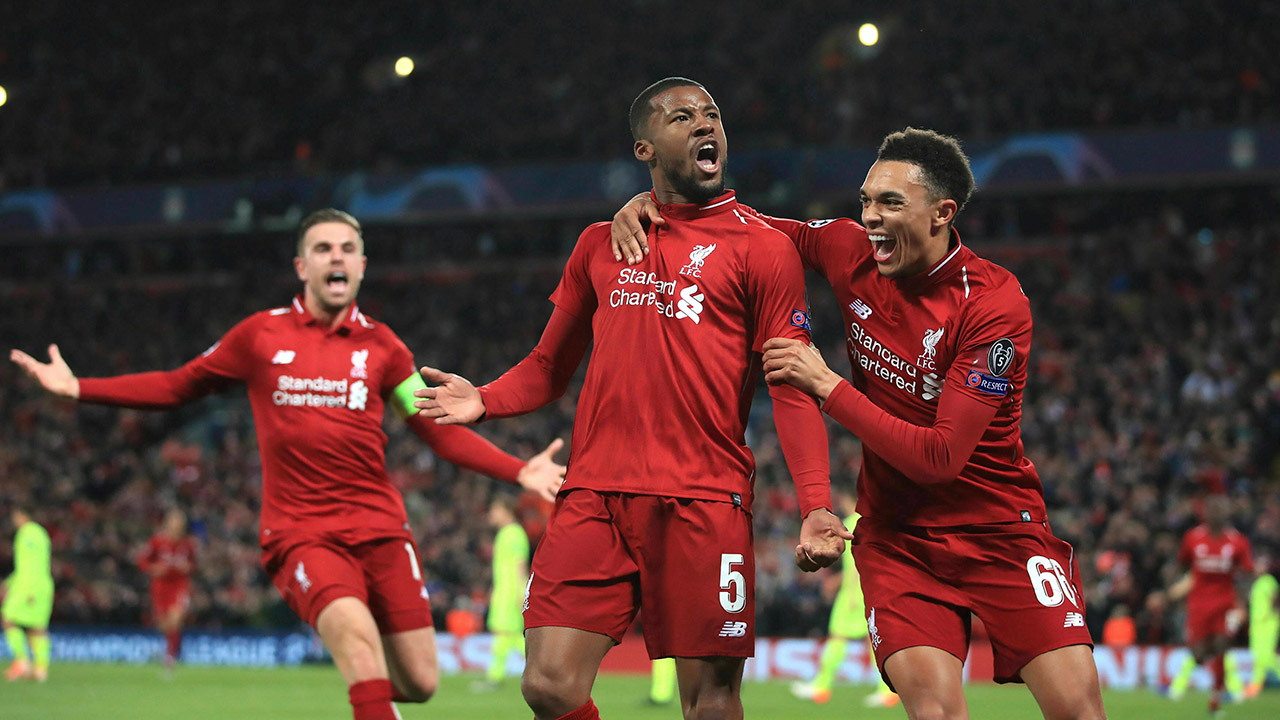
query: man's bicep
[{"left": 747, "top": 239, "right": 812, "bottom": 351}]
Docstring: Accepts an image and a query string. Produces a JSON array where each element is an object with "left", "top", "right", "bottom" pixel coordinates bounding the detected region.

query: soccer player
[
  {"left": 649, "top": 657, "right": 678, "bottom": 705},
  {"left": 2, "top": 507, "right": 53, "bottom": 682},
  {"left": 1247, "top": 548, "right": 1279, "bottom": 697},
  {"left": 789, "top": 491, "right": 897, "bottom": 708},
  {"left": 10, "top": 209, "right": 567, "bottom": 720},
  {"left": 479, "top": 495, "right": 529, "bottom": 690},
  {"left": 611, "top": 128, "right": 1107, "bottom": 719},
  {"left": 414, "top": 77, "right": 851, "bottom": 720},
  {"left": 137, "top": 508, "right": 197, "bottom": 671},
  {"left": 1168, "top": 494, "right": 1253, "bottom": 713}
]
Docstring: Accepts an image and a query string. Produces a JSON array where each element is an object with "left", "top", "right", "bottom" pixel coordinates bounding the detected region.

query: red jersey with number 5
[{"left": 544, "top": 191, "right": 821, "bottom": 510}]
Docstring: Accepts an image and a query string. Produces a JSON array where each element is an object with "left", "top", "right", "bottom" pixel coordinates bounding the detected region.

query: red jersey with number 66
[{"left": 752, "top": 213, "right": 1046, "bottom": 527}]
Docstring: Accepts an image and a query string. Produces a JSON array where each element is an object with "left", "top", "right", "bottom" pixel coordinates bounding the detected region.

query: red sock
[
  {"left": 553, "top": 699, "right": 601, "bottom": 720},
  {"left": 165, "top": 630, "right": 182, "bottom": 661},
  {"left": 1210, "top": 656, "right": 1226, "bottom": 691},
  {"left": 349, "top": 678, "right": 399, "bottom": 720}
]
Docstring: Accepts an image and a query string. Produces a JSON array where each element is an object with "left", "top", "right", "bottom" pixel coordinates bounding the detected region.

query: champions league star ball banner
[
  {"left": 2, "top": 127, "right": 1276, "bottom": 236},
  {"left": 0, "top": 628, "right": 1251, "bottom": 690}
]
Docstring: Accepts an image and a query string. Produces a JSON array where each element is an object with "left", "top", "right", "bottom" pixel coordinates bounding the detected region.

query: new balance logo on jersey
[
  {"left": 271, "top": 350, "right": 296, "bottom": 365},
  {"left": 868, "top": 608, "right": 883, "bottom": 649},
  {"left": 680, "top": 244, "right": 717, "bottom": 278},
  {"left": 1063, "top": 612, "right": 1084, "bottom": 628},
  {"left": 675, "top": 284, "right": 706, "bottom": 324},
  {"left": 294, "top": 562, "right": 312, "bottom": 593},
  {"left": 718, "top": 621, "right": 748, "bottom": 638},
  {"left": 850, "top": 298, "right": 873, "bottom": 320},
  {"left": 350, "top": 349, "right": 368, "bottom": 379}
]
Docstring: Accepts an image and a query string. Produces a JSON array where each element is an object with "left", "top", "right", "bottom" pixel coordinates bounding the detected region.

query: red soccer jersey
[
  {"left": 1178, "top": 525, "right": 1253, "bottom": 611},
  {"left": 138, "top": 534, "right": 197, "bottom": 585},
  {"left": 759, "top": 214, "right": 1047, "bottom": 526},
  {"left": 80, "top": 298, "right": 419, "bottom": 539},
  {"left": 498, "top": 191, "right": 822, "bottom": 510}
]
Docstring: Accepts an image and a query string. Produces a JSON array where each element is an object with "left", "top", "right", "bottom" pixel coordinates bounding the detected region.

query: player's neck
[{"left": 302, "top": 293, "right": 351, "bottom": 330}]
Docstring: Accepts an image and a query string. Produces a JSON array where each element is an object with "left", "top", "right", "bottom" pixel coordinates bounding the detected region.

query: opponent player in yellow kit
[
  {"left": 3, "top": 507, "right": 54, "bottom": 682},
  {"left": 482, "top": 496, "right": 530, "bottom": 688},
  {"left": 790, "top": 492, "right": 897, "bottom": 707},
  {"left": 1247, "top": 549, "right": 1279, "bottom": 698}
]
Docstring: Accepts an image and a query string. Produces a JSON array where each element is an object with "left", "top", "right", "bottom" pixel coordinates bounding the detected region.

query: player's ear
[
  {"left": 294, "top": 255, "right": 306, "bottom": 281},
  {"left": 634, "top": 139, "right": 655, "bottom": 164},
  {"left": 933, "top": 198, "right": 958, "bottom": 230}
]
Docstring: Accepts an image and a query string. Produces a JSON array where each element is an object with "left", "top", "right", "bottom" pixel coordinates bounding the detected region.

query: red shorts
[
  {"left": 853, "top": 521, "right": 1093, "bottom": 685},
  {"left": 524, "top": 490, "right": 754, "bottom": 659},
  {"left": 261, "top": 529, "right": 433, "bottom": 634},
  {"left": 150, "top": 580, "right": 191, "bottom": 617},
  {"left": 1186, "top": 599, "right": 1239, "bottom": 644}
]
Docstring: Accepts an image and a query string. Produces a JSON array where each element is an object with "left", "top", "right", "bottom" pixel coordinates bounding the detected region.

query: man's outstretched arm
[
  {"left": 12, "top": 343, "right": 229, "bottom": 408},
  {"left": 415, "top": 306, "right": 591, "bottom": 424}
]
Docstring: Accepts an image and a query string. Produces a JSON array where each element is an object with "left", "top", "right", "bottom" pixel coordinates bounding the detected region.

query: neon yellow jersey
[
  {"left": 8, "top": 521, "right": 52, "bottom": 583},
  {"left": 1251, "top": 573, "right": 1279, "bottom": 628},
  {"left": 490, "top": 522, "right": 530, "bottom": 614},
  {"left": 839, "top": 513, "right": 862, "bottom": 600}
]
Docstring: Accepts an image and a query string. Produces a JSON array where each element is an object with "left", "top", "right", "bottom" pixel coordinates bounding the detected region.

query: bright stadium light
[
  {"left": 394, "top": 57, "right": 415, "bottom": 77},
  {"left": 0, "top": 85, "right": 7, "bottom": 108},
  {"left": 858, "top": 23, "right": 879, "bottom": 47}
]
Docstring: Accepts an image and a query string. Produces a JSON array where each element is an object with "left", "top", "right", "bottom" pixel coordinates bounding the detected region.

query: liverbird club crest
[
  {"left": 680, "top": 244, "right": 717, "bottom": 278},
  {"left": 917, "top": 327, "right": 944, "bottom": 371}
]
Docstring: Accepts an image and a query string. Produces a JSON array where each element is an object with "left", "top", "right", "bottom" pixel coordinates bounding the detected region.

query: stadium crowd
[
  {"left": 0, "top": 0, "right": 1273, "bottom": 190},
  {"left": 2, "top": 193, "right": 1278, "bottom": 644}
]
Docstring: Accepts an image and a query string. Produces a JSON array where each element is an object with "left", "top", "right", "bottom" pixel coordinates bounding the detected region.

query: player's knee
[
  {"left": 521, "top": 665, "right": 586, "bottom": 716},
  {"left": 905, "top": 702, "right": 966, "bottom": 720},
  {"left": 395, "top": 671, "right": 437, "bottom": 703},
  {"left": 682, "top": 691, "right": 741, "bottom": 720}
]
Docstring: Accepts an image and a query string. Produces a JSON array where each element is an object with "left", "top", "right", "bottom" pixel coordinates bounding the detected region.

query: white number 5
[
  {"left": 719, "top": 553, "right": 746, "bottom": 613},
  {"left": 1026, "top": 555, "right": 1077, "bottom": 608}
]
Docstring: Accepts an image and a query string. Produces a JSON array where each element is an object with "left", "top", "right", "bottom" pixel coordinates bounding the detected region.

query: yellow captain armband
[{"left": 390, "top": 372, "right": 429, "bottom": 419}]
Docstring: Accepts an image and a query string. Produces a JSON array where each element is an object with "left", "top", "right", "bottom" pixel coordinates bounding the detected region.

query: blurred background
[{"left": 1, "top": 0, "right": 1278, "bottom": 685}]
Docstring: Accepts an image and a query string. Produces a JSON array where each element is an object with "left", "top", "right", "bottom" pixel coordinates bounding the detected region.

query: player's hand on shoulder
[
  {"left": 795, "top": 508, "right": 854, "bottom": 572},
  {"left": 610, "top": 192, "right": 663, "bottom": 265},
  {"left": 517, "top": 438, "right": 567, "bottom": 503},
  {"left": 414, "top": 366, "right": 485, "bottom": 424},
  {"left": 10, "top": 343, "right": 80, "bottom": 399}
]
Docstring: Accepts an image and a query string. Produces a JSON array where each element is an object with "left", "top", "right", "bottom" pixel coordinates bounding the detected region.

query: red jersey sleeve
[
  {"left": 78, "top": 317, "right": 255, "bottom": 408},
  {"left": 736, "top": 205, "right": 864, "bottom": 278},
  {"left": 548, "top": 224, "right": 603, "bottom": 322},
  {"left": 944, "top": 282, "right": 1032, "bottom": 409},
  {"left": 136, "top": 537, "right": 159, "bottom": 573},
  {"left": 478, "top": 228, "right": 598, "bottom": 419},
  {"left": 477, "top": 306, "right": 592, "bottom": 420},
  {"left": 822, "top": 377, "right": 1000, "bottom": 485},
  {"left": 384, "top": 329, "right": 527, "bottom": 483},
  {"left": 746, "top": 229, "right": 832, "bottom": 515}
]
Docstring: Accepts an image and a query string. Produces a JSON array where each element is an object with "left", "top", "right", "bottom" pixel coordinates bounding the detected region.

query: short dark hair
[
  {"left": 630, "top": 77, "right": 707, "bottom": 141},
  {"left": 877, "top": 128, "right": 975, "bottom": 215},
  {"left": 297, "top": 208, "right": 362, "bottom": 255}
]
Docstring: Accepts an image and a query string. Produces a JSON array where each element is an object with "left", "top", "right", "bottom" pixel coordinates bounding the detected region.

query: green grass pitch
[{"left": 4, "top": 664, "right": 1280, "bottom": 719}]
